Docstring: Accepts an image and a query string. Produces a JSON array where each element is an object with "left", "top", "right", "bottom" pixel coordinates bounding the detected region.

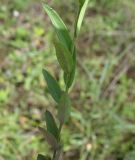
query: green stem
[
  {"left": 59, "top": 123, "right": 63, "bottom": 134},
  {"left": 52, "top": 150, "right": 57, "bottom": 160}
]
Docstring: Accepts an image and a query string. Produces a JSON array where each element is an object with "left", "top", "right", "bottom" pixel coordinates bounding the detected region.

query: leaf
[
  {"left": 42, "top": 69, "right": 62, "bottom": 103},
  {"left": 64, "top": 69, "right": 75, "bottom": 89},
  {"left": 53, "top": 39, "right": 74, "bottom": 74},
  {"left": 64, "top": 48, "right": 76, "bottom": 89},
  {"left": 77, "top": 0, "right": 89, "bottom": 35},
  {"left": 58, "top": 92, "right": 71, "bottom": 125},
  {"left": 39, "top": 127, "right": 59, "bottom": 150},
  {"left": 43, "top": 4, "right": 73, "bottom": 52},
  {"left": 45, "top": 110, "right": 59, "bottom": 140},
  {"left": 37, "top": 154, "right": 51, "bottom": 160}
]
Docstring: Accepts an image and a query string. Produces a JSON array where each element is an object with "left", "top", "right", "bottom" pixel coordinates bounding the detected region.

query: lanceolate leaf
[
  {"left": 37, "top": 154, "right": 51, "bottom": 160},
  {"left": 53, "top": 39, "right": 74, "bottom": 74},
  {"left": 43, "top": 4, "right": 73, "bottom": 52},
  {"left": 77, "top": 0, "right": 89, "bottom": 35},
  {"left": 64, "top": 66, "right": 75, "bottom": 89},
  {"left": 45, "top": 110, "right": 59, "bottom": 140},
  {"left": 42, "top": 69, "right": 62, "bottom": 103},
  {"left": 58, "top": 92, "right": 71, "bottom": 125},
  {"left": 39, "top": 127, "right": 59, "bottom": 150},
  {"left": 64, "top": 45, "right": 76, "bottom": 89}
]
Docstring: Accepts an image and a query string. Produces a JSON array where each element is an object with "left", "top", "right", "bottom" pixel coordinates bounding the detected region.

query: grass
[{"left": 0, "top": 0, "right": 135, "bottom": 159}]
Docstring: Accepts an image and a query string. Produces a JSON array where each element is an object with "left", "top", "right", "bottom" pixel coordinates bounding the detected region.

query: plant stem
[{"left": 52, "top": 150, "right": 57, "bottom": 160}]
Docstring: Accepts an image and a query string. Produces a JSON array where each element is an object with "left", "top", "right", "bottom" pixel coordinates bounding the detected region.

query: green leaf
[
  {"left": 37, "top": 154, "right": 51, "bottom": 160},
  {"left": 64, "top": 68, "right": 75, "bottom": 89},
  {"left": 45, "top": 110, "right": 59, "bottom": 140},
  {"left": 42, "top": 69, "right": 62, "bottom": 103},
  {"left": 77, "top": 0, "right": 89, "bottom": 35},
  {"left": 58, "top": 92, "right": 71, "bottom": 125},
  {"left": 64, "top": 48, "right": 76, "bottom": 89},
  {"left": 53, "top": 39, "right": 74, "bottom": 74},
  {"left": 39, "top": 127, "right": 59, "bottom": 150},
  {"left": 43, "top": 4, "right": 73, "bottom": 52}
]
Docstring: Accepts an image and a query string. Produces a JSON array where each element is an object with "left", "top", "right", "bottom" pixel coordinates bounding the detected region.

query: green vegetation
[
  {"left": 38, "top": 2, "right": 88, "bottom": 159},
  {"left": 0, "top": 0, "right": 135, "bottom": 160}
]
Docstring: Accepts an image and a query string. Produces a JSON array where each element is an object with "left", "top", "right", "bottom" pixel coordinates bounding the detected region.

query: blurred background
[{"left": 0, "top": 0, "right": 135, "bottom": 159}]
